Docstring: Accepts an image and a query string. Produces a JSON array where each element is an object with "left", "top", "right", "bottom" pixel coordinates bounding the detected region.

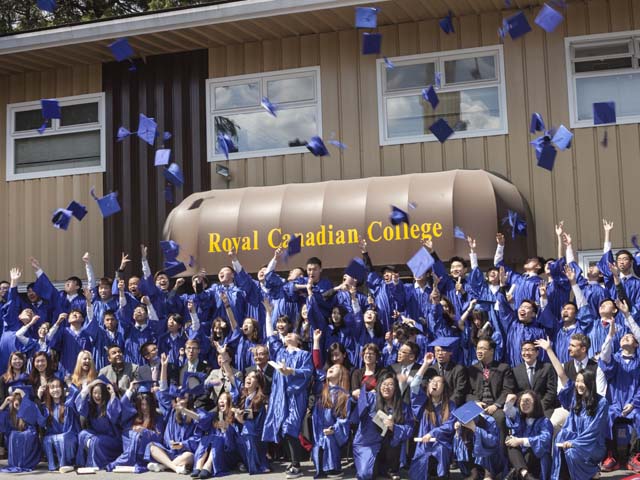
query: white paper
[
  {"left": 373, "top": 409, "right": 390, "bottom": 436},
  {"left": 268, "top": 360, "right": 284, "bottom": 372}
]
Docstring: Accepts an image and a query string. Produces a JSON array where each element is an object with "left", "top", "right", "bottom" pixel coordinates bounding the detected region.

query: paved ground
[{"left": 0, "top": 460, "right": 635, "bottom": 479}]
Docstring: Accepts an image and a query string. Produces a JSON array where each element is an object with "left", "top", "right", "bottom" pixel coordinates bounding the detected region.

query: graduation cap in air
[
  {"left": 551, "top": 125, "right": 573, "bottom": 150},
  {"left": 137, "top": 114, "right": 158, "bottom": 146},
  {"left": 38, "top": 99, "right": 60, "bottom": 134},
  {"left": 593, "top": 102, "right": 616, "bottom": 125},
  {"left": 108, "top": 38, "right": 136, "bottom": 71},
  {"left": 453, "top": 226, "right": 466, "bottom": 240},
  {"left": 51, "top": 208, "right": 73, "bottom": 231},
  {"left": 37, "top": 0, "right": 57, "bottom": 13},
  {"left": 116, "top": 126, "right": 132, "bottom": 142},
  {"left": 164, "top": 260, "right": 187, "bottom": 277},
  {"left": 407, "top": 247, "right": 435, "bottom": 279},
  {"left": 384, "top": 57, "right": 395, "bottom": 69},
  {"left": 530, "top": 113, "right": 545, "bottom": 134},
  {"left": 160, "top": 240, "right": 181, "bottom": 261},
  {"left": 537, "top": 143, "right": 557, "bottom": 171},
  {"left": 67, "top": 200, "right": 88, "bottom": 221},
  {"left": 534, "top": 3, "right": 564, "bottom": 33},
  {"left": 163, "top": 163, "right": 184, "bottom": 187},
  {"left": 439, "top": 11, "right": 454, "bottom": 34},
  {"left": 261, "top": 97, "right": 278, "bottom": 117},
  {"left": 429, "top": 118, "right": 454, "bottom": 143},
  {"left": 501, "top": 209, "right": 527, "bottom": 239},
  {"left": 389, "top": 206, "right": 409, "bottom": 226},
  {"left": 306, "top": 136, "right": 329, "bottom": 157},
  {"left": 422, "top": 85, "right": 439, "bottom": 109},
  {"left": 452, "top": 400, "right": 485, "bottom": 424},
  {"left": 345, "top": 258, "right": 367, "bottom": 284},
  {"left": 90, "top": 187, "right": 121, "bottom": 218},
  {"left": 155, "top": 149, "right": 171, "bottom": 166},
  {"left": 500, "top": 11, "right": 531, "bottom": 40},
  {"left": 217, "top": 132, "right": 236, "bottom": 160},
  {"left": 355, "top": 6, "right": 379, "bottom": 29},
  {"left": 429, "top": 336, "right": 459, "bottom": 351},
  {"left": 287, "top": 235, "right": 302, "bottom": 257},
  {"left": 362, "top": 32, "right": 382, "bottom": 55}
]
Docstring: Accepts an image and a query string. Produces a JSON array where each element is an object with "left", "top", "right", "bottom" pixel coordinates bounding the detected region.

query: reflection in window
[
  {"left": 576, "top": 73, "right": 640, "bottom": 121},
  {"left": 386, "top": 63, "right": 435, "bottom": 90},
  {"left": 267, "top": 76, "right": 314, "bottom": 103},
  {"left": 214, "top": 83, "right": 260, "bottom": 110},
  {"left": 445, "top": 56, "right": 496, "bottom": 83}
]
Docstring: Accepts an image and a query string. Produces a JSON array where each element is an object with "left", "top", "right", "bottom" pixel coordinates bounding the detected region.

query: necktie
[
  {"left": 528, "top": 366, "right": 534, "bottom": 387},
  {"left": 577, "top": 362, "right": 584, "bottom": 373},
  {"left": 438, "top": 363, "right": 444, "bottom": 376},
  {"left": 402, "top": 366, "right": 410, "bottom": 377},
  {"left": 483, "top": 366, "right": 490, "bottom": 381}
]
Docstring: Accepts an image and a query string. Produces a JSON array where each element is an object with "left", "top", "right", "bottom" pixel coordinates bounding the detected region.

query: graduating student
[
  {"left": 157, "top": 312, "right": 189, "bottom": 367},
  {"left": 262, "top": 248, "right": 306, "bottom": 329},
  {"left": 311, "top": 364, "right": 351, "bottom": 478},
  {"left": 116, "top": 286, "right": 161, "bottom": 365},
  {"left": 458, "top": 299, "right": 504, "bottom": 366},
  {"left": 41, "top": 378, "right": 80, "bottom": 473},
  {"left": 349, "top": 306, "right": 385, "bottom": 368},
  {"left": 353, "top": 371, "right": 414, "bottom": 480},
  {"left": 0, "top": 268, "right": 33, "bottom": 375},
  {"left": 0, "top": 352, "right": 28, "bottom": 402},
  {"left": 93, "top": 309, "right": 125, "bottom": 371},
  {"left": 207, "top": 266, "right": 247, "bottom": 329},
  {"left": 598, "top": 220, "right": 640, "bottom": 307},
  {"left": 15, "top": 312, "right": 61, "bottom": 362},
  {"left": 30, "top": 257, "right": 86, "bottom": 318},
  {"left": 69, "top": 350, "right": 98, "bottom": 389},
  {"left": 50, "top": 306, "right": 100, "bottom": 376},
  {"left": 223, "top": 295, "right": 260, "bottom": 373},
  {"left": 83, "top": 253, "right": 118, "bottom": 325},
  {"left": 312, "top": 329, "right": 352, "bottom": 387},
  {"left": 0, "top": 385, "right": 46, "bottom": 472},
  {"left": 503, "top": 391, "right": 553, "bottom": 480},
  {"left": 30, "top": 351, "right": 59, "bottom": 397},
  {"left": 75, "top": 378, "right": 123, "bottom": 469},
  {"left": 563, "top": 231, "right": 607, "bottom": 315},
  {"left": 426, "top": 285, "right": 463, "bottom": 355}
]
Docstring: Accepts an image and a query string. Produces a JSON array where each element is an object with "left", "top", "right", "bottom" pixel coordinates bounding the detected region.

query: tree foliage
[{"left": 0, "top": 0, "right": 209, "bottom": 35}]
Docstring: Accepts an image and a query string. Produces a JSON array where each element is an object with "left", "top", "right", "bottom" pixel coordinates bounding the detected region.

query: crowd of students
[{"left": 0, "top": 219, "right": 637, "bottom": 480}]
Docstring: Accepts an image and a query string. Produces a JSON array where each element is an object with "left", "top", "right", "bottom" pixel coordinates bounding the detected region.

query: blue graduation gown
[
  {"left": 33, "top": 272, "right": 87, "bottom": 318},
  {"left": 312, "top": 387, "right": 351, "bottom": 476},
  {"left": 599, "top": 251, "right": 640, "bottom": 308},
  {"left": 0, "top": 287, "right": 25, "bottom": 376},
  {"left": 453, "top": 413, "right": 502, "bottom": 477},
  {"left": 494, "top": 263, "right": 541, "bottom": 312},
  {"left": 93, "top": 327, "right": 125, "bottom": 371},
  {"left": 403, "top": 283, "right": 433, "bottom": 325},
  {"left": 505, "top": 412, "right": 553, "bottom": 480},
  {"left": 206, "top": 284, "right": 246, "bottom": 332},
  {"left": 353, "top": 387, "right": 414, "bottom": 480},
  {"left": 366, "top": 272, "right": 405, "bottom": 332},
  {"left": 235, "top": 398, "right": 269, "bottom": 474},
  {"left": 497, "top": 293, "right": 546, "bottom": 367},
  {"left": 194, "top": 418, "right": 241, "bottom": 476},
  {"left": 234, "top": 268, "right": 267, "bottom": 337},
  {"left": 264, "top": 271, "right": 304, "bottom": 329},
  {"left": 0, "top": 399, "right": 46, "bottom": 472},
  {"left": 50, "top": 315, "right": 100, "bottom": 375},
  {"left": 75, "top": 393, "right": 122, "bottom": 468},
  {"left": 261, "top": 346, "right": 313, "bottom": 442},
  {"left": 545, "top": 258, "right": 571, "bottom": 320},
  {"left": 42, "top": 393, "right": 80, "bottom": 470},
  {"left": 552, "top": 381, "right": 608, "bottom": 480},
  {"left": 600, "top": 351, "right": 640, "bottom": 438}
]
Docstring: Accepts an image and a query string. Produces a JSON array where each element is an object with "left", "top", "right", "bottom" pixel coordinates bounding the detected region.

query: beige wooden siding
[
  {"left": 207, "top": 0, "right": 640, "bottom": 259},
  {"left": 0, "top": 65, "right": 104, "bottom": 283}
]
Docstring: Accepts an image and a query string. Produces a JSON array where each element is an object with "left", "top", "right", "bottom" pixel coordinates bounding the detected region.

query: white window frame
[
  {"left": 205, "top": 66, "right": 322, "bottom": 162},
  {"left": 376, "top": 45, "right": 508, "bottom": 146},
  {"left": 577, "top": 247, "right": 635, "bottom": 273},
  {"left": 566, "top": 30, "right": 640, "bottom": 128},
  {"left": 6, "top": 92, "right": 106, "bottom": 181}
]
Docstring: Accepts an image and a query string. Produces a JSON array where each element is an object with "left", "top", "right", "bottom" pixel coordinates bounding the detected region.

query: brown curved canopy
[{"left": 163, "top": 169, "right": 535, "bottom": 275}]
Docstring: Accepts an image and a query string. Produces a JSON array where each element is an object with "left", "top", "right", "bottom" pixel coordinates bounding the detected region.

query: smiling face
[
  {"left": 326, "top": 364, "right": 342, "bottom": 383},
  {"left": 252, "top": 346, "right": 268, "bottom": 367},
  {"left": 10, "top": 353, "right": 24, "bottom": 372},
  {"left": 521, "top": 343, "right": 538, "bottom": 364},
  {"left": 599, "top": 299, "right": 617, "bottom": 318},
  {"left": 517, "top": 301, "right": 536, "bottom": 323},
  {"left": 218, "top": 267, "right": 234, "bottom": 285},
  {"left": 575, "top": 373, "right": 587, "bottom": 396},
  {"left": 330, "top": 307, "right": 343, "bottom": 326},
  {"left": 33, "top": 353, "right": 47, "bottom": 373},
  {"left": 449, "top": 260, "right": 466, "bottom": 279},
  {"left": 80, "top": 352, "right": 92, "bottom": 372},
  {"left": 98, "top": 283, "right": 111, "bottom": 300},
  {"left": 218, "top": 394, "right": 231, "bottom": 413},
  {"left": 48, "top": 379, "right": 63, "bottom": 400},
  {"left": 519, "top": 393, "right": 535, "bottom": 415},
  {"left": 133, "top": 306, "right": 148, "bottom": 324},
  {"left": 242, "top": 318, "right": 255, "bottom": 337},
  {"left": 476, "top": 339, "right": 493, "bottom": 363},
  {"left": 364, "top": 309, "right": 377, "bottom": 327},
  {"left": 379, "top": 377, "right": 395, "bottom": 401},
  {"left": 244, "top": 371, "right": 259, "bottom": 392},
  {"left": 91, "top": 385, "right": 103, "bottom": 404},
  {"left": 37, "top": 322, "right": 50, "bottom": 339},
  {"left": 128, "top": 277, "right": 140, "bottom": 296},
  {"left": 428, "top": 376, "right": 445, "bottom": 398},
  {"left": 156, "top": 274, "right": 170, "bottom": 291}
]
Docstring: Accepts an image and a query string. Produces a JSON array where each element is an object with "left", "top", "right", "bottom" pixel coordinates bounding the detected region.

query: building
[{"left": 0, "top": 0, "right": 637, "bottom": 281}]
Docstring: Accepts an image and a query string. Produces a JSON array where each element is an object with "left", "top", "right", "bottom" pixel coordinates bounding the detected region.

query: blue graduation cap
[
  {"left": 67, "top": 200, "right": 88, "bottom": 221},
  {"left": 537, "top": 143, "right": 557, "bottom": 171},
  {"left": 530, "top": 112, "right": 545, "bottom": 134},
  {"left": 164, "top": 260, "right": 186, "bottom": 277},
  {"left": 163, "top": 163, "right": 184, "bottom": 187},
  {"left": 504, "top": 11, "right": 532, "bottom": 40},
  {"left": 383, "top": 57, "right": 395, "bottom": 69},
  {"left": 534, "top": 3, "right": 564, "bottom": 32},
  {"left": 593, "top": 102, "right": 616, "bottom": 125},
  {"left": 452, "top": 400, "right": 485, "bottom": 424},
  {"left": 96, "top": 374, "right": 112, "bottom": 385},
  {"left": 306, "top": 136, "right": 329, "bottom": 157},
  {"left": 163, "top": 131, "right": 172, "bottom": 141},
  {"left": 137, "top": 114, "right": 158, "bottom": 146},
  {"left": 428, "top": 336, "right": 459, "bottom": 350},
  {"left": 136, "top": 380, "right": 155, "bottom": 394},
  {"left": 439, "top": 11, "right": 454, "bottom": 34},
  {"left": 261, "top": 97, "right": 278, "bottom": 117},
  {"left": 37, "top": 0, "right": 57, "bottom": 13},
  {"left": 287, "top": 235, "right": 302, "bottom": 257},
  {"left": 362, "top": 32, "right": 382, "bottom": 55},
  {"left": 429, "top": 118, "right": 454, "bottom": 143},
  {"left": 453, "top": 226, "right": 466, "bottom": 240},
  {"left": 90, "top": 187, "right": 121, "bottom": 218},
  {"left": 160, "top": 240, "right": 180, "bottom": 261},
  {"left": 108, "top": 38, "right": 134, "bottom": 63},
  {"left": 389, "top": 206, "right": 409, "bottom": 226},
  {"left": 422, "top": 85, "right": 439, "bottom": 109},
  {"left": 182, "top": 372, "right": 206, "bottom": 397},
  {"left": 328, "top": 139, "right": 347, "bottom": 150},
  {"left": 501, "top": 209, "right": 527, "bottom": 239},
  {"left": 551, "top": 125, "right": 573, "bottom": 150},
  {"left": 51, "top": 208, "right": 73, "bottom": 231},
  {"left": 155, "top": 149, "right": 171, "bottom": 166},
  {"left": 407, "top": 247, "right": 435, "bottom": 279},
  {"left": 217, "top": 132, "right": 236, "bottom": 160},
  {"left": 345, "top": 258, "right": 367, "bottom": 284},
  {"left": 41, "top": 99, "right": 61, "bottom": 119},
  {"left": 355, "top": 7, "right": 379, "bottom": 29},
  {"left": 116, "top": 126, "right": 132, "bottom": 142}
]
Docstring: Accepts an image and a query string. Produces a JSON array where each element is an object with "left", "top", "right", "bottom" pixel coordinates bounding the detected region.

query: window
[
  {"left": 377, "top": 46, "right": 507, "bottom": 145},
  {"left": 566, "top": 32, "right": 640, "bottom": 127},
  {"left": 6, "top": 93, "right": 106, "bottom": 181},
  {"left": 206, "top": 67, "right": 321, "bottom": 161}
]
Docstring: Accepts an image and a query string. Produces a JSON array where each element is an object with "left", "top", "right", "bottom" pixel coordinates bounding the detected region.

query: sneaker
[
  {"left": 147, "top": 462, "right": 166, "bottom": 473},
  {"left": 59, "top": 466, "right": 75, "bottom": 474},
  {"left": 601, "top": 454, "right": 619, "bottom": 472},
  {"left": 286, "top": 466, "right": 303, "bottom": 479},
  {"left": 238, "top": 464, "right": 247, "bottom": 473},
  {"left": 190, "top": 469, "right": 201, "bottom": 478},
  {"left": 176, "top": 465, "right": 189, "bottom": 475},
  {"left": 327, "top": 471, "right": 343, "bottom": 478},
  {"left": 629, "top": 453, "right": 640, "bottom": 471}
]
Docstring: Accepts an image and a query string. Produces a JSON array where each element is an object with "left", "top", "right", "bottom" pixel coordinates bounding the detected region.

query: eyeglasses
[{"left": 185, "top": 347, "right": 199, "bottom": 352}]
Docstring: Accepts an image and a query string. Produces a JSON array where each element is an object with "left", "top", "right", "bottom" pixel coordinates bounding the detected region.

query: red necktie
[{"left": 483, "top": 366, "right": 490, "bottom": 381}]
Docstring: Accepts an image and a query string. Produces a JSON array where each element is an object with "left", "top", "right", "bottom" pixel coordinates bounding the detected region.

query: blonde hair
[{"left": 70, "top": 350, "right": 97, "bottom": 388}]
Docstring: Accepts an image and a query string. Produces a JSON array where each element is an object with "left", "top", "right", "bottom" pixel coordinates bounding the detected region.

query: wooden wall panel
[{"left": 0, "top": 65, "right": 104, "bottom": 282}]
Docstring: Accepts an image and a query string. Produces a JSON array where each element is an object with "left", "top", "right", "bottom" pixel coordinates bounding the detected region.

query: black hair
[
  {"left": 66, "top": 276, "right": 83, "bottom": 290},
  {"left": 375, "top": 371, "right": 404, "bottom": 423},
  {"left": 573, "top": 369, "right": 600, "bottom": 417},
  {"left": 449, "top": 256, "right": 468, "bottom": 269},
  {"left": 404, "top": 341, "right": 420, "bottom": 359},
  {"left": 520, "top": 299, "right": 539, "bottom": 314},
  {"left": 616, "top": 249, "right": 633, "bottom": 261},
  {"left": 325, "top": 342, "right": 352, "bottom": 370},
  {"left": 306, "top": 257, "right": 322, "bottom": 268},
  {"left": 518, "top": 390, "right": 544, "bottom": 420}
]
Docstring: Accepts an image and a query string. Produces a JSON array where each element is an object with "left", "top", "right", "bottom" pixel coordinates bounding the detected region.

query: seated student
[
  {"left": 351, "top": 343, "right": 382, "bottom": 399},
  {"left": 41, "top": 378, "right": 80, "bottom": 473},
  {"left": 0, "top": 352, "right": 28, "bottom": 403},
  {"left": 106, "top": 381, "right": 165, "bottom": 473},
  {"left": 425, "top": 337, "right": 469, "bottom": 407},
  {"left": 353, "top": 371, "right": 414, "bottom": 480},
  {"left": 511, "top": 341, "right": 557, "bottom": 418},
  {"left": 312, "top": 364, "right": 351, "bottom": 478},
  {"left": 146, "top": 353, "right": 200, "bottom": 475},
  {"left": 503, "top": 391, "right": 553, "bottom": 480},
  {"left": 0, "top": 385, "right": 45, "bottom": 472},
  {"left": 75, "top": 378, "right": 123, "bottom": 469},
  {"left": 458, "top": 299, "right": 504, "bottom": 366},
  {"left": 30, "top": 351, "right": 59, "bottom": 400},
  {"left": 244, "top": 344, "right": 274, "bottom": 397},
  {"left": 98, "top": 345, "right": 141, "bottom": 396},
  {"left": 538, "top": 337, "right": 608, "bottom": 479},
  {"left": 69, "top": 350, "right": 98, "bottom": 389}
]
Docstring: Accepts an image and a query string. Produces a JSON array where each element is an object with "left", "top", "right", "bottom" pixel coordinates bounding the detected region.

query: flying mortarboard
[
  {"left": 217, "top": 132, "right": 236, "bottom": 160},
  {"left": 503, "top": 11, "right": 532, "bottom": 40},
  {"left": 429, "top": 118, "right": 454, "bottom": 143},
  {"left": 163, "top": 163, "right": 184, "bottom": 187},
  {"left": 51, "top": 208, "right": 73, "bottom": 231},
  {"left": 160, "top": 240, "right": 180, "bottom": 261},
  {"left": 530, "top": 113, "right": 545, "bottom": 134},
  {"left": 116, "top": 126, "right": 132, "bottom": 142},
  {"left": 593, "top": 102, "right": 616, "bottom": 125},
  {"left": 37, "top": 0, "right": 57, "bottom": 13},
  {"left": 407, "top": 247, "right": 435, "bottom": 279},
  {"left": 164, "top": 260, "right": 187, "bottom": 277},
  {"left": 328, "top": 139, "right": 347, "bottom": 150},
  {"left": 163, "top": 131, "right": 172, "bottom": 141},
  {"left": 155, "top": 149, "right": 171, "bottom": 166},
  {"left": 90, "top": 187, "right": 121, "bottom": 218},
  {"left": 428, "top": 336, "right": 459, "bottom": 350},
  {"left": 306, "top": 136, "right": 329, "bottom": 157},
  {"left": 551, "top": 125, "right": 573, "bottom": 150},
  {"left": 453, "top": 226, "right": 466, "bottom": 240},
  {"left": 383, "top": 57, "right": 395, "bottom": 69},
  {"left": 287, "top": 235, "right": 302, "bottom": 257},
  {"left": 137, "top": 113, "right": 158, "bottom": 146},
  {"left": 182, "top": 372, "right": 206, "bottom": 397},
  {"left": 355, "top": 7, "right": 380, "bottom": 29},
  {"left": 345, "top": 258, "right": 367, "bottom": 284},
  {"left": 501, "top": 209, "right": 527, "bottom": 239},
  {"left": 439, "top": 11, "right": 455, "bottom": 34},
  {"left": 422, "top": 85, "right": 439, "bottom": 109},
  {"left": 537, "top": 143, "right": 557, "bottom": 171},
  {"left": 135, "top": 380, "right": 155, "bottom": 394},
  {"left": 96, "top": 374, "right": 112, "bottom": 385},
  {"left": 108, "top": 37, "right": 136, "bottom": 71},
  {"left": 534, "top": 3, "right": 564, "bottom": 33},
  {"left": 41, "top": 99, "right": 61, "bottom": 120},
  {"left": 389, "top": 206, "right": 409, "bottom": 226},
  {"left": 362, "top": 32, "right": 382, "bottom": 55},
  {"left": 67, "top": 200, "right": 88, "bottom": 221},
  {"left": 261, "top": 97, "right": 278, "bottom": 117},
  {"left": 452, "top": 400, "right": 485, "bottom": 424}
]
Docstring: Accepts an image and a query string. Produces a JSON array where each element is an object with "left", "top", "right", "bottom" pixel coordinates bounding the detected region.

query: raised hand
[
  {"left": 603, "top": 219, "right": 614, "bottom": 233},
  {"left": 29, "top": 257, "right": 41, "bottom": 271},
  {"left": 555, "top": 221, "right": 564, "bottom": 237},
  {"left": 498, "top": 266, "right": 508, "bottom": 286},
  {"left": 496, "top": 233, "right": 505, "bottom": 246},
  {"left": 140, "top": 244, "right": 148, "bottom": 259},
  {"left": 359, "top": 238, "right": 367, "bottom": 254},
  {"left": 616, "top": 298, "right": 630, "bottom": 316},
  {"left": 467, "top": 236, "right": 476, "bottom": 252},
  {"left": 561, "top": 232, "right": 572, "bottom": 247},
  {"left": 82, "top": 252, "right": 91, "bottom": 264},
  {"left": 119, "top": 253, "right": 131, "bottom": 271},
  {"left": 421, "top": 238, "right": 433, "bottom": 251},
  {"left": 9, "top": 268, "right": 21, "bottom": 281},
  {"left": 564, "top": 264, "right": 576, "bottom": 284},
  {"left": 534, "top": 337, "right": 551, "bottom": 352}
]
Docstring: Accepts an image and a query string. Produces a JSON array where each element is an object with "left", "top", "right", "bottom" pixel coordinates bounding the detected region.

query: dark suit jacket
[
  {"left": 244, "top": 364, "right": 274, "bottom": 397},
  {"left": 466, "top": 360, "right": 515, "bottom": 408},
  {"left": 391, "top": 362, "right": 421, "bottom": 403},
  {"left": 426, "top": 361, "right": 469, "bottom": 407},
  {"left": 563, "top": 358, "right": 597, "bottom": 382},
  {"left": 176, "top": 360, "right": 211, "bottom": 386},
  {"left": 512, "top": 361, "right": 558, "bottom": 414}
]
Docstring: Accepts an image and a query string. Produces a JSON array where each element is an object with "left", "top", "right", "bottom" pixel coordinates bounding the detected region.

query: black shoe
[
  {"left": 198, "top": 470, "right": 211, "bottom": 479},
  {"left": 504, "top": 468, "right": 518, "bottom": 480},
  {"left": 190, "top": 469, "right": 201, "bottom": 478}
]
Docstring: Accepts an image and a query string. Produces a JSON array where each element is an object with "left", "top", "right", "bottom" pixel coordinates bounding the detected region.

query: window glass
[
  {"left": 15, "top": 131, "right": 101, "bottom": 174},
  {"left": 15, "top": 110, "right": 49, "bottom": 132},
  {"left": 214, "top": 83, "right": 260, "bottom": 110},
  {"left": 386, "top": 63, "right": 435, "bottom": 91},
  {"left": 576, "top": 73, "right": 640, "bottom": 120},
  {"left": 60, "top": 103, "right": 99, "bottom": 126},
  {"left": 444, "top": 56, "right": 496, "bottom": 84},
  {"left": 574, "top": 42, "right": 631, "bottom": 58},
  {"left": 575, "top": 57, "right": 633, "bottom": 73},
  {"left": 267, "top": 76, "right": 315, "bottom": 103}
]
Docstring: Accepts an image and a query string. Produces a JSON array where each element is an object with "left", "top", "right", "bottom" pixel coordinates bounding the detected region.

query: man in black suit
[
  {"left": 512, "top": 340, "right": 557, "bottom": 417},
  {"left": 425, "top": 337, "right": 469, "bottom": 406},
  {"left": 170, "top": 339, "right": 211, "bottom": 408},
  {"left": 390, "top": 341, "right": 421, "bottom": 403},
  {"left": 243, "top": 344, "right": 274, "bottom": 396},
  {"left": 467, "top": 338, "right": 515, "bottom": 454}
]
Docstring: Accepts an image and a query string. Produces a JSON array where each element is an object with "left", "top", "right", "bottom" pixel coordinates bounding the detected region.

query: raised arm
[
  {"left": 468, "top": 236, "right": 478, "bottom": 270},
  {"left": 82, "top": 252, "right": 95, "bottom": 290},
  {"left": 563, "top": 232, "right": 575, "bottom": 265},
  {"left": 555, "top": 221, "right": 564, "bottom": 261},
  {"left": 535, "top": 337, "right": 568, "bottom": 386},
  {"left": 565, "top": 265, "right": 587, "bottom": 309},
  {"left": 603, "top": 219, "right": 614, "bottom": 253},
  {"left": 618, "top": 299, "right": 640, "bottom": 344},
  {"left": 494, "top": 233, "right": 505, "bottom": 266},
  {"left": 263, "top": 297, "right": 274, "bottom": 337},
  {"left": 140, "top": 245, "right": 152, "bottom": 279}
]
